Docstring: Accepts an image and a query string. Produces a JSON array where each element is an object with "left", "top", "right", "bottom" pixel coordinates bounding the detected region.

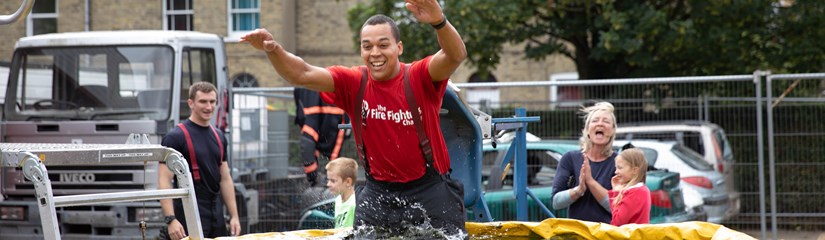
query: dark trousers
[
  {"left": 354, "top": 172, "right": 466, "bottom": 235},
  {"left": 161, "top": 184, "right": 228, "bottom": 239}
]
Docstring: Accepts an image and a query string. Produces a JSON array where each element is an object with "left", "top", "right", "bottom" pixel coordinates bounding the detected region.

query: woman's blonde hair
[
  {"left": 578, "top": 102, "right": 617, "bottom": 157},
  {"left": 614, "top": 148, "right": 647, "bottom": 206}
]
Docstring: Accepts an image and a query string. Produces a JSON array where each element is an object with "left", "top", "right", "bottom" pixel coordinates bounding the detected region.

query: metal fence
[
  {"left": 230, "top": 72, "right": 825, "bottom": 239},
  {"left": 764, "top": 73, "right": 825, "bottom": 239}
]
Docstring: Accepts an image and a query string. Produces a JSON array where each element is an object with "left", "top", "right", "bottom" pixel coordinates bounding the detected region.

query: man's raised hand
[
  {"left": 240, "top": 28, "right": 279, "bottom": 52},
  {"left": 404, "top": 0, "right": 444, "bottom": 25}
]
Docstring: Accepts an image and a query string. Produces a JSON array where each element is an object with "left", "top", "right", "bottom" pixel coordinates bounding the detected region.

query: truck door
[{"left": 179, "top": 47, "right": 221, "bottom": 123}]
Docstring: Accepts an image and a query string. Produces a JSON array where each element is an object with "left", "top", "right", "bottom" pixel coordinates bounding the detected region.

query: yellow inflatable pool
[{"left": 199, "top": 219, "right": 754, "bottom": 240}]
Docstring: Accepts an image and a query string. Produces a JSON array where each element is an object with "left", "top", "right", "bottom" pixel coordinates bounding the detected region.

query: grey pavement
[{"left": 742, "top": 230, "right": 825, "bottom": 240}]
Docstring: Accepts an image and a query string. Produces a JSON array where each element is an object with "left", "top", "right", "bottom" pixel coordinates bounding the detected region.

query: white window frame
[
  {"left": 548, "top": 72, "right": 581, "bottom": 110},
  {"left": 163, "top": 0, "right": 194, "bottom": 31},
  {"left": 465, "top": 88, "right": 500, "bottom": 110},
  {"left": 226, "top": 0, "right": 260, "bottom": 41},
  {"left": 27, "top": 0, "right": 59, "bottom": 36}
]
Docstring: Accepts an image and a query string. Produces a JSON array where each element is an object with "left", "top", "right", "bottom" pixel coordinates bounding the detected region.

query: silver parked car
[
  {"left": 616, "top": 121, "right": 740, "bottom": 221},
  {"left": 615, "top": 140, "right": 734, "bottom": 223},
  {"left": 617, "top": 121, "right": 734, "bottom": 176}
]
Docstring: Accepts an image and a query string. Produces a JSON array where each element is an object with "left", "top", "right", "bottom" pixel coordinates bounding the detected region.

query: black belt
[{"left": 366, "top": 167, "right": 446, "bottom": 191}]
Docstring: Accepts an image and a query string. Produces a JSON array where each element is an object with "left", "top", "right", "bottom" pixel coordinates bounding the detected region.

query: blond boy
[{"left": 325, "top": 157, "right": 358, "bottom": 228}]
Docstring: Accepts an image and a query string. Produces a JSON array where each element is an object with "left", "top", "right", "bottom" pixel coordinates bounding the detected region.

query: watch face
[{"left": 165, "top": 216, "right": 177, "bottom": 224}]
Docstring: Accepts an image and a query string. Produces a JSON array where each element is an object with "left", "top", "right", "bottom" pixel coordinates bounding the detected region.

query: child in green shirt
[{"left": 325, "top": 157, "right": 358, "bottom": 229}]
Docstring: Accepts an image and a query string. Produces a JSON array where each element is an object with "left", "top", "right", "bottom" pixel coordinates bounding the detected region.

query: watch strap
[{"left": 164, "top": 215, "right": 177, "bottom": 224}]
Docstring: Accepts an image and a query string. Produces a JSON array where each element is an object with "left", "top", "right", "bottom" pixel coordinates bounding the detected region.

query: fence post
[{"left": 753, "top": 70, "right": 769, "bottom": 240}]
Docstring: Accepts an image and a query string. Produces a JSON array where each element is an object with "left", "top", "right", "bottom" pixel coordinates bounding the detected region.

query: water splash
[
  {"left": 339, "top": 196, "right": 468, "bottom": 239},
  {"left": 343, "top": 224, "right": 467, "bottom": 240},
  {"left": 302, "top": 186, "right": 333, "bottom": 203}
]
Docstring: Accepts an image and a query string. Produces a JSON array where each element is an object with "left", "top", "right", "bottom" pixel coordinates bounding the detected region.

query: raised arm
[
  {"left": 552, "top": 152, "right": 578, "bottom": 209},
  {"left": 241, "top": 29, "right": 335, "bottom": 92},
  {"left": 583, "top": 157, "right": 611, "bottom": 211},
  {"left": 405, "top": 0, "right": 466, "bottom": 81}
]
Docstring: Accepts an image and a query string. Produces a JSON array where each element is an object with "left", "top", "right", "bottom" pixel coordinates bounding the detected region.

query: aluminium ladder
[{"left": 0, "top": 135, "right": 204, "bottom": 240}]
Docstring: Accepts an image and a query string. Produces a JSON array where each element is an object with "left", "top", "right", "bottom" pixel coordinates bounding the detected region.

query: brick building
[{"left": 0, "top": 0, "right": 574, "bottom": 104}]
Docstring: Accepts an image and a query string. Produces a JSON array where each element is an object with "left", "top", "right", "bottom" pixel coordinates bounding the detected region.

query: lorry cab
[
  {"left": 0, "top": 31, "right": 237, "bottom": 239},
  {"left": 3, "top": 31, "right": 228, "bottom": 144}
]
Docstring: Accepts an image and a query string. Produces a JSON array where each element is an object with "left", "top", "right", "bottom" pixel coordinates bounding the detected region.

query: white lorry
[{"left": 0, "top": 31, "right": 265, "bottom": 239}]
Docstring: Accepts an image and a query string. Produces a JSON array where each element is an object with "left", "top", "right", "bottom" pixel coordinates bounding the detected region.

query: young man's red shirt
[{"left": 321, "top": 56, "right": 450, "bottom": 183}]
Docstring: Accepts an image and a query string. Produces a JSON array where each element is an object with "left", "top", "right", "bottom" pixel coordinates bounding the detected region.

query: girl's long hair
[{"left": 614, "top": 148, "right": 647, "bottom": 207}]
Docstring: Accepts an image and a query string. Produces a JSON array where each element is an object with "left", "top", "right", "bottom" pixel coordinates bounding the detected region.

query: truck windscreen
[{"left": 5, "top": 46, "right": 175, "bottom": 121}]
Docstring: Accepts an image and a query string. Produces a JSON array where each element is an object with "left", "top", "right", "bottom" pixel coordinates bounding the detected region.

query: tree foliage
[
  {"left": 347, "top": 0, "right": 825, "bottom": 78},
  {"left": 347, "top": 0, "right": 535, "bottom": 79},
  {"left": 346, "top": 0, "right": 825, "bottom": 101}
]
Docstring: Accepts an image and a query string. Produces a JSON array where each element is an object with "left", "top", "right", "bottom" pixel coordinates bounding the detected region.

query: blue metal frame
[
  {"left": 440, "top": 89, "right": 492, "bottom": 222},
  {"left": 490, "top": 108, "right": 553, "bottom": 220}
]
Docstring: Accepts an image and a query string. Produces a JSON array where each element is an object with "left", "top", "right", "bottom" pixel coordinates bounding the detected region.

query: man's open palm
[{"left": 405, "top": 0, "right": 443, "bottom": 25}]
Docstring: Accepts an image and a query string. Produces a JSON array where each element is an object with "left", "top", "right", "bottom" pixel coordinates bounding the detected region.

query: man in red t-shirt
[{"left": 241, "top": 0, "right": 467, "bottom": 235}]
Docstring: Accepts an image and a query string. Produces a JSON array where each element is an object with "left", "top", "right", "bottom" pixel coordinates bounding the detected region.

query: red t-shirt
[
  {"left": 608, "top": 182, "right": 651, "bottom": 226},
  {"left": 321, "top": 56, "right": 449, "bottom": 182}
]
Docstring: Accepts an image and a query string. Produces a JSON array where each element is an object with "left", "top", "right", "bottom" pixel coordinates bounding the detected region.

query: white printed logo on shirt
[{"left": 362, "top": 101, "right": 419, "bottom": 126}]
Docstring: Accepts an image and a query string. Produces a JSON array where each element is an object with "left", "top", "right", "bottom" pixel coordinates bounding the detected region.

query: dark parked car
[{"left": 476, "top": 139, "right": 705, "bottom": 223}]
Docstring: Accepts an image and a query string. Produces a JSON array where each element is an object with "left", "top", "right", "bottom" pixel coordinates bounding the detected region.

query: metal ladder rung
[
  {"left": 7, "top": 135, "right": 205, "bottom": 240},
  {"left": 53, "top": 189, "right": 190, "bottom": 208}
]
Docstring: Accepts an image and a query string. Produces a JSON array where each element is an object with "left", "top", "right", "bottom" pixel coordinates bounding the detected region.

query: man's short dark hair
[
  {"left": 189, "top": 82, "right": 217, "bottom": 100},
  {"left": 362, "top": 14, "right": 401, "bottom": 42}
]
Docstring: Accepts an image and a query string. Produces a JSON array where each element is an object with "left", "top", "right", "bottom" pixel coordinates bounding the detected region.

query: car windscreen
[
  {"left": 481, "top": 146, "right": 562, "bottom": 189},
  {"left": 715, "top": 130, "right": 735, "bottom": 161},
  {"left": 671, "top": 144, "right": 714, "bottom": 171},
  {"left": 635, "top": 147, "right": 659, "bottom": 167},
  {"left": 618, "top": 131, "right": 705, "bottom": 156}
]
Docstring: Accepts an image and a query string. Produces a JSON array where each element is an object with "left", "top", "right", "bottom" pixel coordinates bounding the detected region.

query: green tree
[
  {"left": 347, "top": 0, "right": 535, "bottom": 78},
  {"left": 769, "top": 1, "right": 825, "bottom": 73},
  {"left": 347, "top": 1, "right": 825, "bottom": 97}
]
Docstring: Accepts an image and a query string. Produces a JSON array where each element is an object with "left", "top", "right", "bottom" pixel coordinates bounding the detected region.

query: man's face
[
  {"left": 188, "top": 90, "right": 217, "bottom": 123},
  {"left": 360, "top": 23, "right": 403, "bottom": 81}
]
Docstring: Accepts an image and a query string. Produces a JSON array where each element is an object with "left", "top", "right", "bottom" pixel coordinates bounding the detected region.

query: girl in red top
[{"left": 609, "top": 148, "right": 651, "bottom": 226}]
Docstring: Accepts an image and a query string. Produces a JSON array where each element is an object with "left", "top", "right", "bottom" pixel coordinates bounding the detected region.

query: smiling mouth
[{"left": 370, "top": 61, "right": 386, "bottom": 68}]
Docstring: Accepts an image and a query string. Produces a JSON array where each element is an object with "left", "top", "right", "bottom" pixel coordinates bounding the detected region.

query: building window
[
  {"left": 227, "top": 0, "right": 260, "bottom": 39},
  {"left": 27, "top": 0, "right": 58, "bottom": 36},
  {"left": 466, "top": 72, "right": 500, "bottom": 111},
  {"left": 232, "top": 73, "right": 259, "bottom": 88},
  {"left": 164, "top": 0, "right": 193, "bottom": 31},
  {"left": 548, "top": 72, "right": 581, "bottom": 110}
]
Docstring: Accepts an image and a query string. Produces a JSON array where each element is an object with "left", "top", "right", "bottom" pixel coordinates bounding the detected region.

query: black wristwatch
[{"left": 164, "top": 215, "right": 177, "bottom": 225}]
